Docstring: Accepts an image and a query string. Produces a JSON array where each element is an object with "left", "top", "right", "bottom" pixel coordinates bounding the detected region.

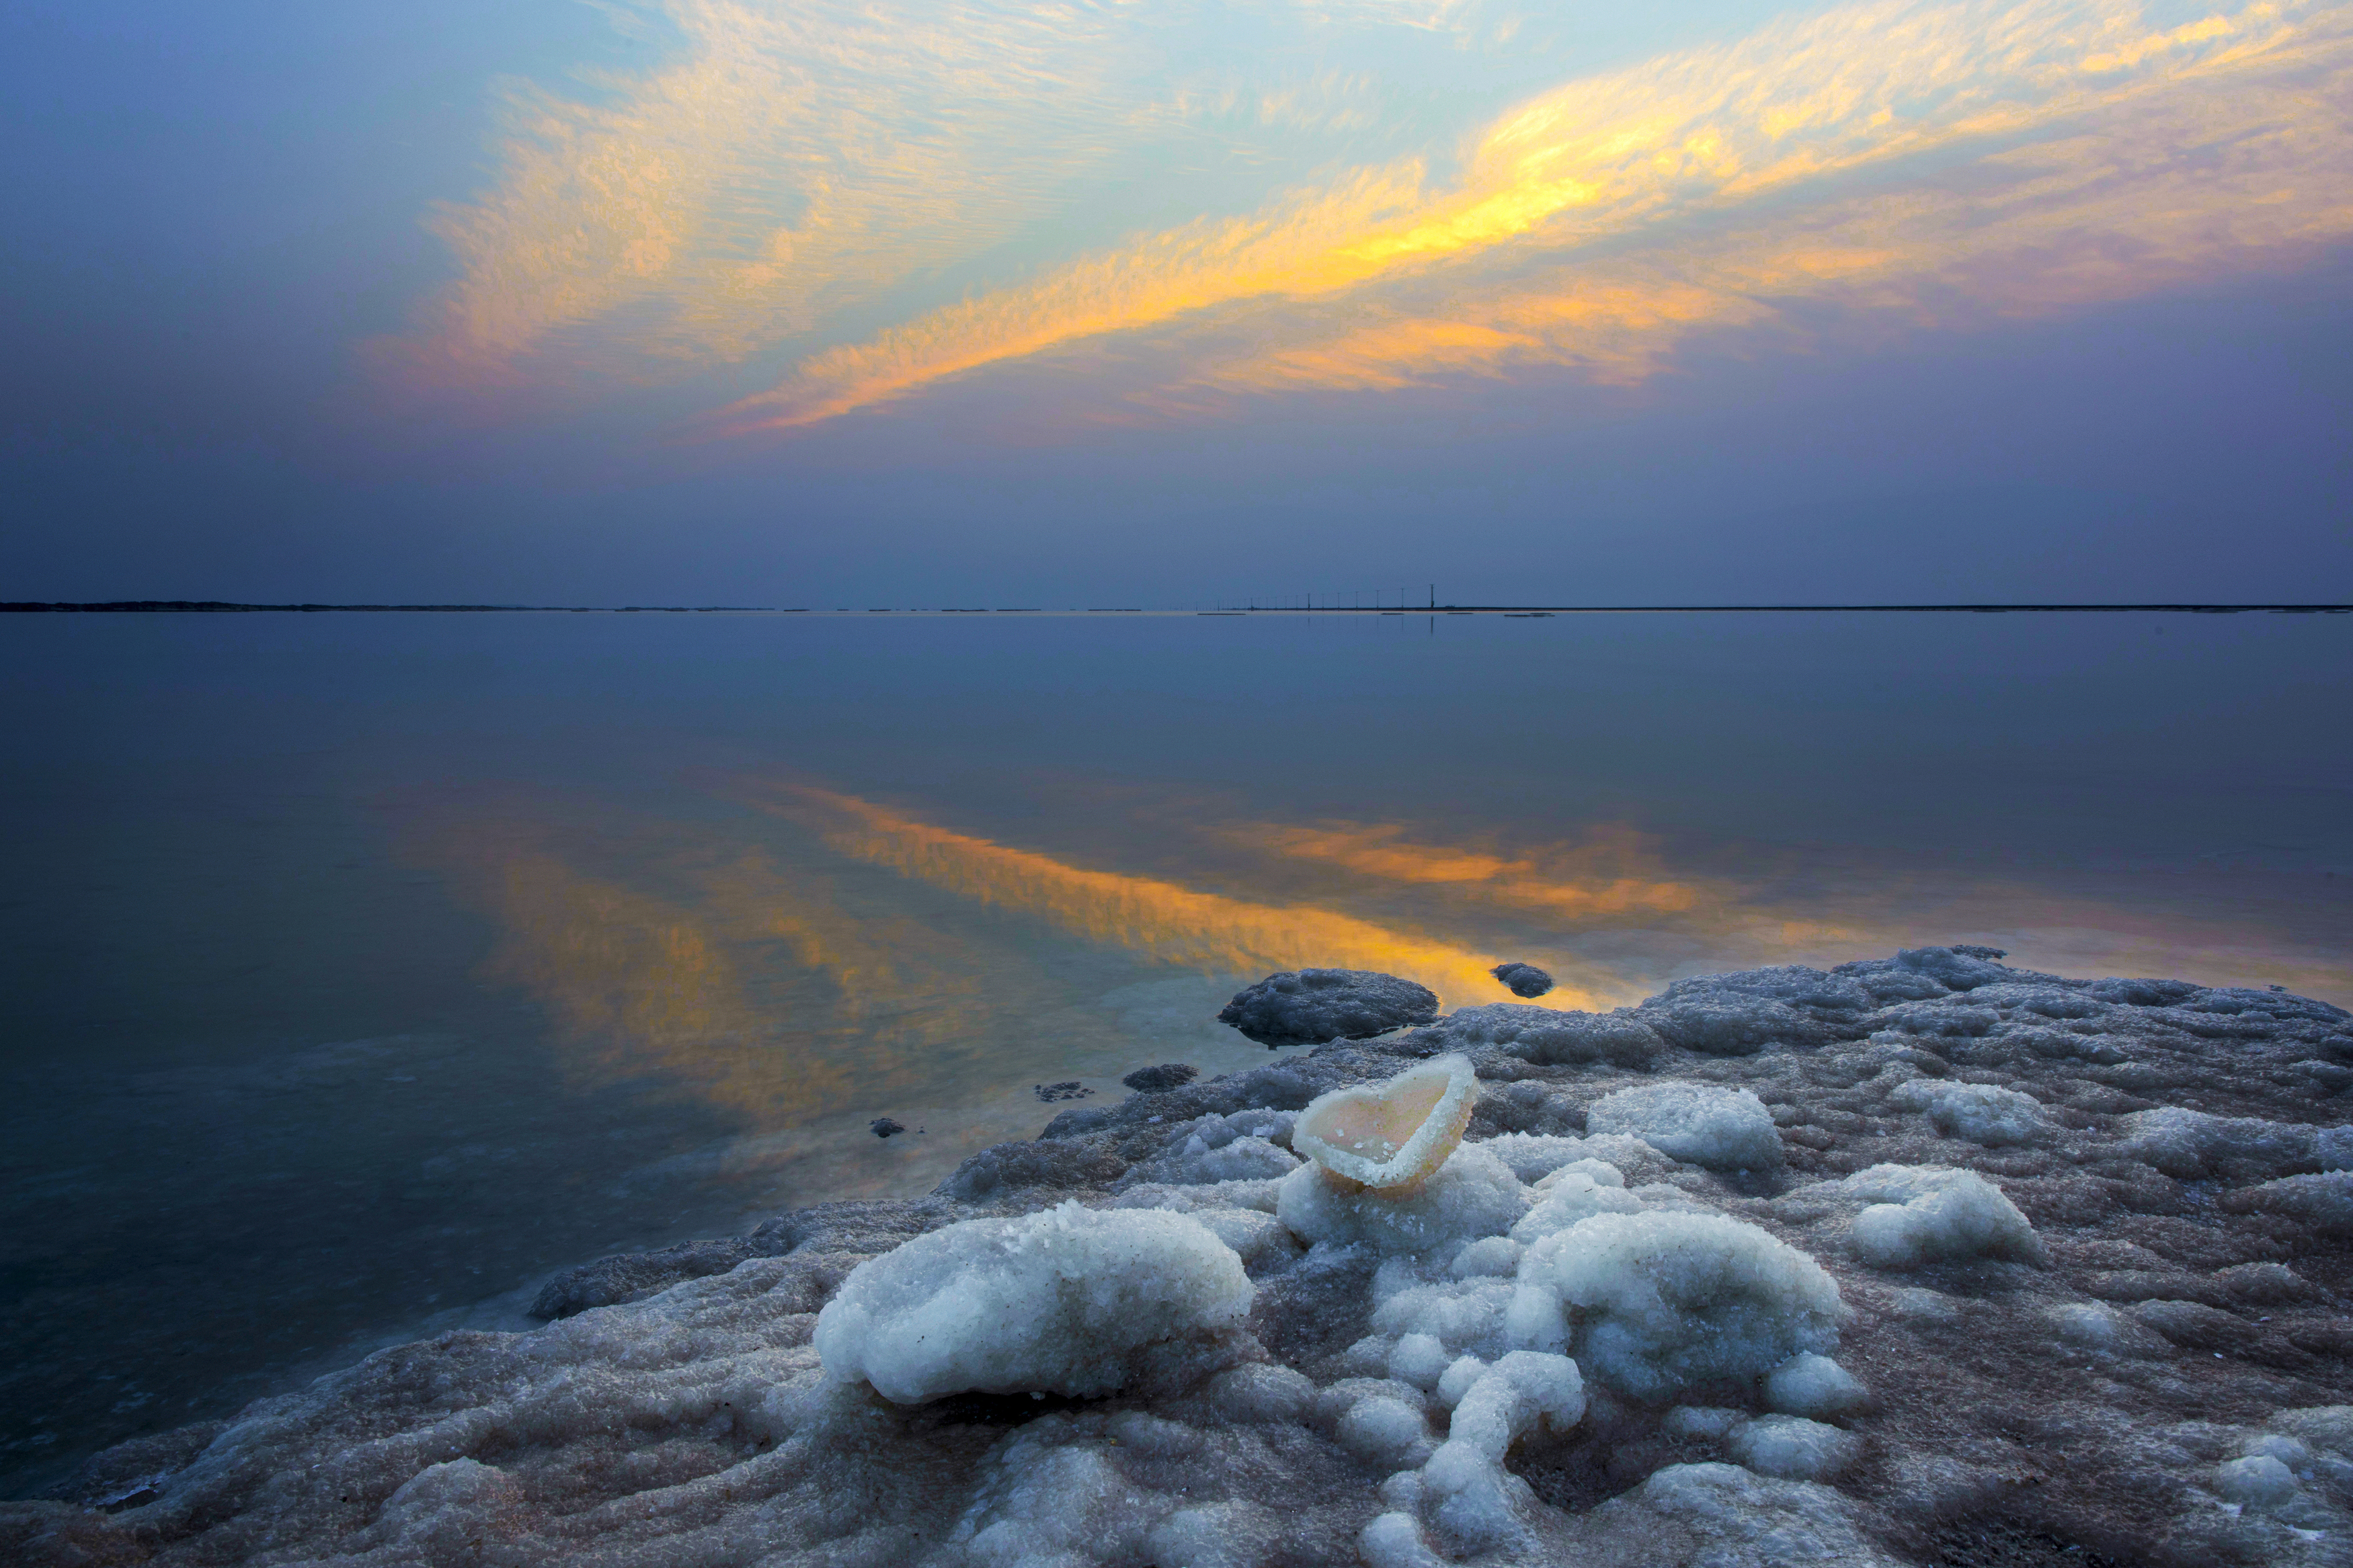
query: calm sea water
[{"left": 4, "top": 609, "right": 2350, "bottom": 1495}]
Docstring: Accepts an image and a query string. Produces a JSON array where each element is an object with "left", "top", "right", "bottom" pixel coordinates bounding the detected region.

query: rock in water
[
  {"left": 1492, "top": 961, "right": 1556, "bottom": 998},
  {"left": 1218, "top": 968, "right": 1439, "bottom": 1044},
  {"left": 1123, "top": 1063, "right": 1199, "bottom": 1092},
  {"left": 869, "top": 1116, "right": 906, "bottom": 1139}
]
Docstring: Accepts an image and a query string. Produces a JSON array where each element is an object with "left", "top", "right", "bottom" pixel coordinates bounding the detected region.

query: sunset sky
[{"left": 5, "top": 0, "right": 2349, "bottom": 603}]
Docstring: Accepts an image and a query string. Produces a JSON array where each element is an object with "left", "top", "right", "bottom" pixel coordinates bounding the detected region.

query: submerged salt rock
[
  {"left": 1218, "top": 968, "right": 1440, "bottom": 1044},
  {"left": 1293, "top": 1053, "right": 1478, "bottom": 1194},
  {"left": 813, "top": 1201, "right": 1253, "bottom": 1403}
]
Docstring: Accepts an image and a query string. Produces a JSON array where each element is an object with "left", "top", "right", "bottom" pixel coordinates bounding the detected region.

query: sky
[{"left": 2, "top": 0, "right": 2350, "bottom": 604}]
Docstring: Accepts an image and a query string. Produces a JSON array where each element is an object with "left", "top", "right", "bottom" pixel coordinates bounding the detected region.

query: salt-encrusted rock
[
  {"left": 814, "top": 1202, "right": 1254, "bottom": 1402},
  {"left": 1123, "top": 1063, "right": 1199, "bottom": 1092},
  {"left": 1490, "top": 962, "right": 1555, "bottom": 998},
  {"left": 1423, "top": 1003, "right": 1661, "bottom": 1068},
  {"left": 1218, "top": 968, "right": 1439, "bottom": 1044},
  {"left": 1279, "top": 1143, "right": 1524, "bottom": 1256}
]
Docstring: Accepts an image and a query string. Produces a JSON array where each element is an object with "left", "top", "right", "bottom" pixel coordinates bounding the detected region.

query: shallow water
[{"left": 3, "top": 608, "right": 2348, "bottom": 1495}]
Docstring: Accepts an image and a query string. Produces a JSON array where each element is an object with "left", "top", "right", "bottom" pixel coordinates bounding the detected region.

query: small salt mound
[
  {"left": 1728, "top": 1414, "right": 1862, "bottom": 1481},
  {"left": 2120, "top": 1107, "right": 2317, "bottom": 1180},
  {"left": 1278, "top": 1143, "right": 1524, "bottom": 1256},
  {"left": 1293, "top": 1054, "right": 1478, "bottom": 1194},
  {"left": 2235, "top": 1171, "right": 2353, "bottom": 1235},
  {"left": 1890, "top": 1079, "right": 2047, "bottom": 1146},
  {"left": 1509, "top": 1210, "right": 1844, "bottom": 1401},
  {"left": 1601, "top": 1462, "right": 1894, "bottom": 1565},
  {"left": 813, "top": 1202, "right": 1253, "bottom": 1403},
  {"left": 1762, "top": 1352, "right": 1868, "bottom": 1419},
  {"left": 1510, "top": 1170, "right": 1644, "bottom": 1245},
  {"left": 1586, "top": 1082, "right": 1784, "bottom": 1171},
  {"left": 1839, "top": 1165, "right": 2045, "bottom": 1269},
  {"left": 1478, "top": 1132, "right": 1614, "bottom": 1183},
  {"left": 1371, "top": 1273, "right": 1517, "bottom": 1362}
]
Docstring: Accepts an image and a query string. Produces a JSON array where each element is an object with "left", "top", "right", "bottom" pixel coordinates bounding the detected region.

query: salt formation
[
  {"left": 1293, "top": 1053, "right": 1479, "bottom": 1192},
  {"left": 1218, "top": 968, "right": 1440, "bottom": 1044},
  {"left": 12, "top": 948, "right": 2353, "bottom": 1568},
  {"left": 1584, "top": 1081, "right": 1784, "bottom": 1171},
  {"left": 813, "top": 1202, "right": 1254, "bottom": 1403}
]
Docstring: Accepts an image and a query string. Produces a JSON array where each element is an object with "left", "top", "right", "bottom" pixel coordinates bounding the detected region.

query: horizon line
[{"left": 5, "top": 600, "right": 2350, "bottom": 617}]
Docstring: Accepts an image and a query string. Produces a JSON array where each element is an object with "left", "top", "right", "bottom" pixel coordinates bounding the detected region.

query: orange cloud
[
  {"left": 708, "top": 0, "right": 2346, "bottom": 432},
  {"left": 370, "top": 0, "right": 1158, "bottom": 394},
  {"left": 1179, "top": 47, "right": 2353, "bottom": 399}
]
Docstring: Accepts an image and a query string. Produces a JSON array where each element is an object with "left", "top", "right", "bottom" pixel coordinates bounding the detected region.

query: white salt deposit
[
  {"left": 814, "top": 1201, "right": 1254, "bottom": 1402},
  {"left": 1761, "top": 1352, "right": 1868, "bottom": 1419},
  {"left": 1585, "top": 1081, "right": 1783, "bottom": 1171},
  {"left": 1276, "top": 1141, "right": 1523, "bottom": 1255},
  {"left": 1510, "top": 1210, "right": 1845, "bottom": 1400},
  {"left": 1889, "top": 1078, "right": 2047, "bottom": 1145},
  {"left": 1727, "top": 1414, "right": 1862, "bottom": 1481},
  {"left": 1836, "top": 1163, "right": 2046, "bottom": 1269}
]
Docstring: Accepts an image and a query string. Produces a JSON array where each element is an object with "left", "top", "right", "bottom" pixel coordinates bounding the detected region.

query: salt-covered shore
[{"left": 9, "top": 948, "right": 2353, "bottom": 1567}]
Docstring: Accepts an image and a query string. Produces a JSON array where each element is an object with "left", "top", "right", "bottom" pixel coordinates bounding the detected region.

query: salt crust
[{"left": 12, "top": 949, "right": 2353, "bottom": 1568}]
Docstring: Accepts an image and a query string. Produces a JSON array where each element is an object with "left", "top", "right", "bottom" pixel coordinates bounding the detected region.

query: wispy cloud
[
  {"left": 1174, "top": 40, "right": 2353, "bottom": 400},
  {"left": 702, "top": 0, "right": 2352, "bottom": 433},
  {"left": 370, "top": 0, "right": 1158, "bottom": 394}
]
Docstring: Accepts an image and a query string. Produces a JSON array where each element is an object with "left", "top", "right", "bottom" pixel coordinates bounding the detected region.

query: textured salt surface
[{"left": 9, "top": 948, "right": 2353, "bottom": 1567}]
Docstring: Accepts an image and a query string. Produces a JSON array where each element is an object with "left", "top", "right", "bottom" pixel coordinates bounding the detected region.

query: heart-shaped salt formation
[{"left": 1293, "top": 1053, "right": 1478, "bottom": 1195}]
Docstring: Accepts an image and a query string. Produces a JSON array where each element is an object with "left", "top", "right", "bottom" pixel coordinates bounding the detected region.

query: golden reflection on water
[
  {"left": 428, "top": 783, "right": 2353, "bottom": 1149},
  {"left": 475, "top": 849, "right": 858, "bottom": 1122},
  {"left": 1214, "top": 817, "right": 1708, "bottom": 919},
  {"left": 739, "top": 783, "right": 1624, "bottom": 1010}
]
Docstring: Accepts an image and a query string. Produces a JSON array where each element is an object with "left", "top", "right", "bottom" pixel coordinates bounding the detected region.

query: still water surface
[{"left": 3, "top": 610, "right": 2349, "bottom": 1495}]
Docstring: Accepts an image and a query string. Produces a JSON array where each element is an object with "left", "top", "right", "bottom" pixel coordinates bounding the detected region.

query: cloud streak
[{"left": 703, "top": 0, "right": 2352, "bottom": 432}]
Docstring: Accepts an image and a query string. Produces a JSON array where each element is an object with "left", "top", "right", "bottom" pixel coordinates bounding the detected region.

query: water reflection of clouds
[
  {"left": 740, "top": 783, "right": 1611, "bottom": 1009},
  {"left": 432, "top": 780, "right": 2352, "bottom": 1143}
]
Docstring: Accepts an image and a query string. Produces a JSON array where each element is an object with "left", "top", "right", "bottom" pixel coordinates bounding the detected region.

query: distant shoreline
[{"left": 5, "top": 601, "right": 2349, "bottom": 616}]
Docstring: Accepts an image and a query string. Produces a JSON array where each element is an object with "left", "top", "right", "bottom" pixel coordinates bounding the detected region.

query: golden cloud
[
  {"left": 370, "top": 0, "right": 1157, "bottom": 393},
  {"left": 707, "top": 0, "right": 2351, "bottom": 432}
]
